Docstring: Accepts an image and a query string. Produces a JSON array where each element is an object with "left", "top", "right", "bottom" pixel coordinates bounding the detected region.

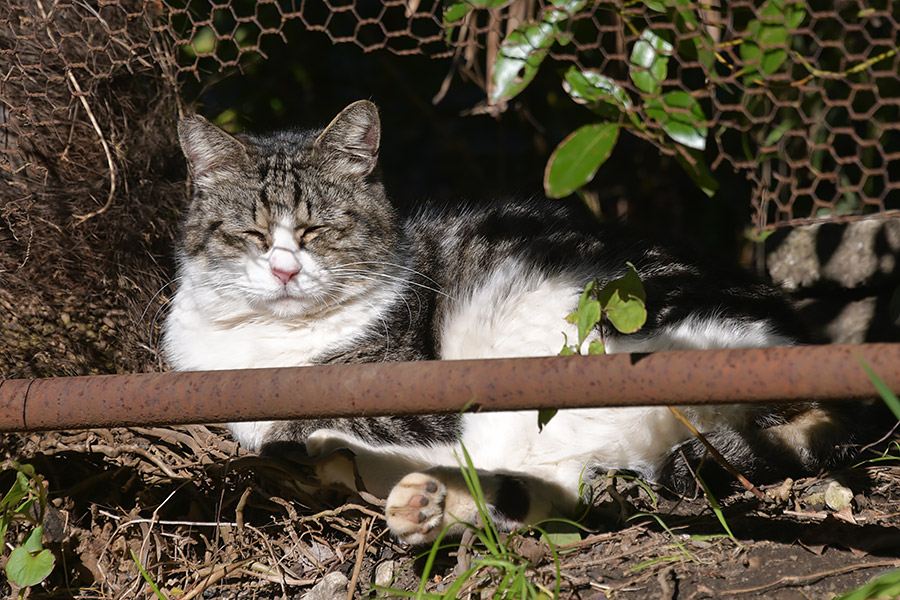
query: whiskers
[
  {"left": 140, "top": 276, "right": 181, "bottom": 357},
  {"left": 330, "top": 260, "right": 456, "bottom": 301}
]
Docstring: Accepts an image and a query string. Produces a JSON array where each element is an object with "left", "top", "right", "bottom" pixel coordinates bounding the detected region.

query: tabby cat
[{"left": 162, "top": 100, "right": 849, "bottom": 544}]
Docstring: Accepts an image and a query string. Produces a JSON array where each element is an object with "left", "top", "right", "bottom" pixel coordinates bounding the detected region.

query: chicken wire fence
[{"left": 1, "top": 0, "right": 898, "bottom": 232}]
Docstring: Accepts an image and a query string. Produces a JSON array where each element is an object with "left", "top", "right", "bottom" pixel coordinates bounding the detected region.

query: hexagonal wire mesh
[{"left": 2, "top": 0, "right": 898, "bottom": 231}]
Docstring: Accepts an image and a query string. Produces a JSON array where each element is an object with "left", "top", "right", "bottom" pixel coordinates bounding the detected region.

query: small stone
[
  {"left": 824, "top": 481, "right": 854, "bottom": 511},
  {"left": 374, "top": 560, "right": 394, "bottom": 588},
  {"left": 768, "top": 478, "right": 793, "bottom": 503},
  {"left": 303, "top": 572, "right": 348, "bottom": 600}
]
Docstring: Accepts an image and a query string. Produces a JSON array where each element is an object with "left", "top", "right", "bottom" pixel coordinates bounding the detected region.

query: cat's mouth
[
  {"left": 271, "top": 292, "right": 305, "bottom": 305},
  {"left": 267, "top": 289, "right": 324, "bottom": 310}
]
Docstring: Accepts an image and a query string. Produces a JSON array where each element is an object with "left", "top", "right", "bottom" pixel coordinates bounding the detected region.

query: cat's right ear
[
  {"left": 313, "top": 100, "right": 380, "bottom": 177},
  {"left": 178, "top": 116, "right": 249, "bottom": 187}
]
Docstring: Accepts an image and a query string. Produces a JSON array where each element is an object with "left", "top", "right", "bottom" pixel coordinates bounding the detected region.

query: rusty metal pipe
[{"left": 0, "top": 344, "right": 898, "bottom": 433}]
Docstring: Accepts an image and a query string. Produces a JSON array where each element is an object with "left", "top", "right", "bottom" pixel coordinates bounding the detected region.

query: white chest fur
[
  {"left": 163, "top": 274, "right": 400, "bottom": 372},
  {"left": 162, "top": 274, "right": 402, "bottom": 450}
]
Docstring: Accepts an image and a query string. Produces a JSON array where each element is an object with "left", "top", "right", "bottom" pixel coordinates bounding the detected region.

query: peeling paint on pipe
[{"left": 0, "top": 344, "right": 898, "bottom": 433}]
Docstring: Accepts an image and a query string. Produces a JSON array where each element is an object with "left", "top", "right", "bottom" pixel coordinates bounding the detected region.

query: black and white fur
[{"left": 162, "top": 100, "right": 849, "bottom": 544}]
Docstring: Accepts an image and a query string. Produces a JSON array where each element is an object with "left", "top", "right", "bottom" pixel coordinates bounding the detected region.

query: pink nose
[{"left": 271, "top": 265, "right": 299, "bottom": 284}]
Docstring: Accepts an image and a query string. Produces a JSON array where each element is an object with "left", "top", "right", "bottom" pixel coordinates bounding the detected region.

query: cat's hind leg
[{"left": 657, "top": 404, "right": 856, "bottom": 495}]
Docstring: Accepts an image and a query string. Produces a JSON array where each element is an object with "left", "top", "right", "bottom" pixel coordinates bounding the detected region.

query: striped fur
[{"left": 163, "top": 101, "right": 852, "bottom": 545}]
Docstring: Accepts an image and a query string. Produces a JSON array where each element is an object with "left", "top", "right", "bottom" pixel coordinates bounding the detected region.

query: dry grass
[{"left": 2, "top": 425, "right": 900, "bottom": 599}]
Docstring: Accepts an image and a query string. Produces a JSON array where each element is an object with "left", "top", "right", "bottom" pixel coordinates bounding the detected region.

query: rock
[
  {"left": 374, "top": 561, "right": 394, "bottom": 588},
  {"left": 766, "top": 219, "right": 900, "bottom": 342},
  {"left": 303, "top": 572, "right": 349, "bottom": 600},
  {"left": 767, "top": 219, "right": 900, "bottom": 291},
  {"left": 824, "top": 481, "right": 854, "bottom": 512},
  {"left": 767, "top": 478, "right": 793, "bottom": 503}
]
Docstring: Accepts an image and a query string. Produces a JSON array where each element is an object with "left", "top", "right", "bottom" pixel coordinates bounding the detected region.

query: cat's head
[{"left": 175, "top": 100, "right": 400, "bottom": 319}]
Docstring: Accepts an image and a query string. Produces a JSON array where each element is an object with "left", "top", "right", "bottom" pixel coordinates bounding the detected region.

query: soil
[
  {"left": 3, "top": 4, "right": 900, "bottom": 598},
  {"left": 1, "top": 423, "right": 899, "bottom": 600}
]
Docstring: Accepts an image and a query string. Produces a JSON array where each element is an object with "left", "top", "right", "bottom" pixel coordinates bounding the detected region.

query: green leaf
[
  {"left": 642, "top": 0, "right": 665, "bottom": 11},
  {"left": 185, "top": 26, "right": 216, "bottom": 57},
  {"left": 466, "top": 0, "right": 509, "bottom": 7},
  {"left": 576, "top": 300, "right": 602, "bottom": 347},
  {"left": 578, "top": 279, "right": 598, "bottom": 306},
  {"left": 670, "top": 0, "right": 700, "bottom": 32},
  {"left": 645, "top": 91, "right": 708, "bottom": 150},
  {"left": 22, "top": 526, "right": 42, "bottom": 552},
  {"left": 1, "top": 470, "right": 31, "bottom": 512},
  {"left": 544, "top": 123, "right": 620, "bottom": 198},
  {"left": 630, "top": 29, "right": 673, "bottom": 95},
  {"left": 490, "top": 0, "right": 587, "bottom": 104},
  {"left": 538, "top": 409, "right": 558, "bottom": 432},
  {"left": 605, "top": 294, "right": 646, "bottom": 334},
  {"left": 587, "top": 339, "right": 605, "bottom": 355},
  {"left": 491, "top": 24, "right": 553, "bottom": 104},
  {"left": 563, "top": 67, "right": 631, "bottom": 118},
  {"left": 541, "top": 520, "right": 582, "bottom": 546},
  {"left": 740, "top": 0, "right": 790, "bottom": 84},
  {"left": 599, "top": 262, "right": 646, "bottom": 304},
  {"left": 6, "top": 527, "right": 54, "bottom": 588},
  {"left": 786, "top": 1, "right": 806, "bottom": 28},
  {"left": 597, "top": 263, "right": 647, "bottom": 335},
  {"left": 443, "top": 2, "right": 470, "bottom": 43},
  {"left": 559, "top": 344, "right": 577, "bottom": 356},
  {"left": 744, "top": 227, "right": 775, "bottom": 243},
  {"left": 762, "top": 118, "right": 796, "bottom": 147},
  {"left": 443, "top": 2, "right": 469, "bottom": 25},
  {"left": 674, "top": 148, "right": 718, "bottom": 197}
]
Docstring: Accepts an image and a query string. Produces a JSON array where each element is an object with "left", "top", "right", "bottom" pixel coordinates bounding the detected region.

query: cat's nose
[
  {"left": 269, "top": 248, "right": 300, "bottom": 284},
  {"left": 271, "top": 265, "right": 299, "bottom": 284}
]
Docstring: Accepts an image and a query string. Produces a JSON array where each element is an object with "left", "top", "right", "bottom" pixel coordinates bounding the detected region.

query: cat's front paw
[{"left": 385, "top": 472, "right": 447, "bottom": 545}]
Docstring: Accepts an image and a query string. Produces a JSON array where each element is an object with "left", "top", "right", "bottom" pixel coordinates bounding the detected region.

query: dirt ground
[{"left": 2, "top": 422, "right": 899, "bottom": 600}]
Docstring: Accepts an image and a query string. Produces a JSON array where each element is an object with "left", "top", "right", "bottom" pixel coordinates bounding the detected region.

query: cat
[{"left": 162, "top": 100, "right": 852, "bottom": 545}]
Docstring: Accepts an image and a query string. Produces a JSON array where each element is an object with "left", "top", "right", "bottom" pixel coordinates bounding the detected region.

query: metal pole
[{"left": 0, "top": 344, "right": 897, "bottom": 433}]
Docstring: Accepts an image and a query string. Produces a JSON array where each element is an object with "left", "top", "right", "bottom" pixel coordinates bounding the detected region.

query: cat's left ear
[
  {"left": 178, "top": 115, "right": 250, "bottom": 187},
  {"left": 314, "top": 100, "right": 380, "bottom": 177}
]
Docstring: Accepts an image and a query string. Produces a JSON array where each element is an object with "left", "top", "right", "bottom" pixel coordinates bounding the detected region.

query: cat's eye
[
  {"left": 243, "top": 230, "right": 270, "bottom": 252},
  {"left": 299, "top": 225, "right": 328, "bottom": 245}
]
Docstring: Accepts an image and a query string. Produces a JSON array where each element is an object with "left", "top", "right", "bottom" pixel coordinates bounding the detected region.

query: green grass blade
[
  {"left": 631, "top": 555, "right": 684, "bottom": 571},
  {"left": 695, "top": 472, "right": 740, "bottom": 546},
  {"left": 439, "top": 564, "right": 483, "bottom": 599},
  {"left": 628, "top": 512, "right": 695, "bottom": 563},
  {"left": 833, "top": 568, "right": 900, "bottom": 600},
  {"left": 856, "top": 355, "right": 900, "bottom": 420},
  {"left": 413, "top": 530, "right": 457, "bottom": 599},
  {"left": 605, "top": 473, "right": 658, "bottom": 508},
  {"left": 456, "top": 445, "right": 502, "bottom": 556},
  {"left": 129, "top": 549, "right": 167, "bottom": 600},
  {"left": 369, "top": 585, "right": 443, "bottom": 599},
  {"left": 529, "top": 524, "right": 564, "bottom": 599}
]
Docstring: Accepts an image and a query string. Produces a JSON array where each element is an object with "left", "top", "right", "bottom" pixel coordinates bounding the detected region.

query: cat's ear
[
  {"left": 178, "top": 115, "right": 250, "bottom": 186},
  {"left": 313, "top": 100, "right": 380, "bottom": 177}
]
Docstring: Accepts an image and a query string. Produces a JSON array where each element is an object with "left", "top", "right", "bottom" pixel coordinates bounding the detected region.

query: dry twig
[
  {"left": 668, "top": 406, "right": 767, "bottom": 502},
  {"left": 346, "top": 517, "right": 373, "bottom": 600},
  {"left": 723, "top": 560, "right": 900, "bottom": 595}
]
